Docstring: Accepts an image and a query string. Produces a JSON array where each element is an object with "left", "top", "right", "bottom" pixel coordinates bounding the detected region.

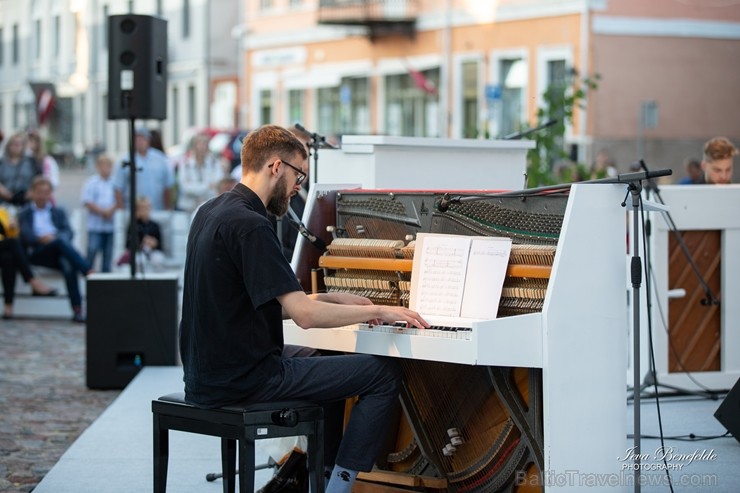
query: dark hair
[{"left": 240, "top": 125, "right": 308, "bottom": 174}]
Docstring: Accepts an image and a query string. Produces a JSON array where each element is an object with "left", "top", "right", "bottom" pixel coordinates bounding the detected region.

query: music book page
[{"left": 410, "top": 233, "right": 512, "bottom": 320}]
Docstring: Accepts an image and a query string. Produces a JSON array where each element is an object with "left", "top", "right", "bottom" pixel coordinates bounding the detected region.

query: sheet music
[
  {"left": 460, "top": 237, "right": 512, "bottom": 319},
  {"left": 410, "top": 233, "right": 512, "bottom": 320},
  {"left": 412, "top": 235, "right": 471, "bottom": 317}
]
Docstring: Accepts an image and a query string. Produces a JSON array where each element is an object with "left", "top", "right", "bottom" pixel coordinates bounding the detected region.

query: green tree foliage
[{"left": 525, "top": 74, "right": 600, "bottom": 187}]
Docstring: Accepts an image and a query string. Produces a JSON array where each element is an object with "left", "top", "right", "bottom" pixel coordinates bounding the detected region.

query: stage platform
[{"left": 34, "top": 366, "right": 740, "bottom": 492}]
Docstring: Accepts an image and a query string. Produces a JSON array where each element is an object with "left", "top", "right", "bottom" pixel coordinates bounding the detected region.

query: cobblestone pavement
[{"left": 0, "top": 317, "right": 120, "bottom": 492}]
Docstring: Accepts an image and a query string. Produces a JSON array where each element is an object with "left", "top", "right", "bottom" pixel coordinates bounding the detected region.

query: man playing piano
[{"left": 179, "top": 124, "right": 428, "bottom": 493}]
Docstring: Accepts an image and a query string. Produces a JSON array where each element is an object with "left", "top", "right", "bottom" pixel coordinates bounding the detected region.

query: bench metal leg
[
  {"left": 239, "top": 436, "right": 255, "bottom": 493},
  {"left": 221, "top": 438, "right": 236, "bottom": 493},
  {"left": 153, "top": 415, "right": 169, "bottom": 493}
]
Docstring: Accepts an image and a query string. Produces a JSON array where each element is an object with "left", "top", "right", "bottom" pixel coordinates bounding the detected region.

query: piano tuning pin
[
  {"left": 442, "top": 443, "right": 456, "bottom": 456},
  {"left": 451, "top": 436, "right": 464, "bottom": 446},
  {"left": 447, "top": 427, "right": 460, "bottom": 438}
]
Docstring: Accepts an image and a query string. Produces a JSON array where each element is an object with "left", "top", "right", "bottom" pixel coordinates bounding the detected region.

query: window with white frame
[
  {"left": 461, "top": 60, "right": 479, "bottom": 138},
  {"left": 187, "top": 85, "right": 196, "bottom": 127},
  {"left": 53, "top": 16, "right": 61, "bottom": 57},
  {"left": 342, "top": 77, "right": 370, "bottom": 135},
  {"left": 34, "top": 19, "right": 42, "bottom": 60},
  {"left": 384, "top": 68, "right": 440, "bottom": 137},
  {"left": 499, "top": 58, "right": 526, "bottom": 138},
  {"left": 317, "top": 76, "right": 370, "bottom": 137},
  {"left": 12, "top": 24, "right": 19, "bottom": 65},
  {"left": 172, "top": 86, "right": 180, "bottom": 145},
  {"left": 544, "top": 59, "right": 570, "bottom": 122},
  {"left": 259, "top": 89, "right": 273, "bottom": 125},
  {"left": 183, "top": 0, "right": 191, "bottom": 39},
  {"left": 288, "top": 89, "right": 304, "bottom": 126},
  {"left": 316, "top": 86, "right": 340, "bottom": 137},
  {"left": 102, "top": 6, "right": 109, "bottom": 51}
]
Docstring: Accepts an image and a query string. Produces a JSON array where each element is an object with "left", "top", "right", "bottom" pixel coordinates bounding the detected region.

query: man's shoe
[
  {"left": 71, "top": 313, "right": 86, "bottom": 323},
  {"left": 32, "top": 288, "right": 58, "bottom": 297},
  {"left": 256, "top": 450, "right": 308, "bottom": 493}
]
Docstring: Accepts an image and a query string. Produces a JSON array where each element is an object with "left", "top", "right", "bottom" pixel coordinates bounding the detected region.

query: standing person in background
[
  {"left": 677, "top": 158, "right": 703, "bottom": 185},
  {"left": 113, "top": 127, "right": 175, "bottom": 211},
  {"left": 177, "top": 133, "right": 223, "bottom": 212},
  {"left": 81, "top": 154, "right": 117, "bottom": 272},
  {"left": 27, "top": 130, "right": 60, "bottom": 195},
  {"left": 701, "top": 137, "right": 737, "bottom": 185},
  {"left": 0, "top": 132, "right": 40, "bottom": 206},
  {"left": 19, "top": 176, "right": 93, "bottom": 323}
]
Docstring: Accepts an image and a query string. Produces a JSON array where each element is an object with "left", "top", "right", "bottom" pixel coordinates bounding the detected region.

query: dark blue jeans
[
  {"left": 0, "top": 238, "right": 35, "bottom": 305},
  {"left": 29, "top": 238, "right": 91, "bottom": 309},
  {"left": 87, "top": 231, "right": 114, "bottom": 273},
  {"left": 247, "top": 351, "right": 402, "bottom": 472}
]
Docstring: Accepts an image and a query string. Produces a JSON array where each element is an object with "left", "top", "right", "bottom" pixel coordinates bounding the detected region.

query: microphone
[
  {"left": 294, "top": 122, "right": 310, "bottom": 136},
  {"left": 287, "top": 206, "right": 326, "bottom": 251},
  {"left": 436, "top": 193, "right": 455, "bottom": 213},
  {"left": 293, "top": 123, "right": 337, "bottom": 149}
]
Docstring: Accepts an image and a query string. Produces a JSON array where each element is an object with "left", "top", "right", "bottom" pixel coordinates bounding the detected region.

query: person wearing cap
[{"left": 113, "top": 127, "right": 175, "bottom": 211}]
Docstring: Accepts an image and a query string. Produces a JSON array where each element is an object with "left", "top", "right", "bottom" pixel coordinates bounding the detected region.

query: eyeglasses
[{"left": 269, "top": 159, "right": 306, "bottom": 186}]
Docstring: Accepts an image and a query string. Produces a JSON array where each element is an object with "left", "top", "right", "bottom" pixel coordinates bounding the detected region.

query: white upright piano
[{"left": 285, "top": 183, "right": 629, "bottom": 492}]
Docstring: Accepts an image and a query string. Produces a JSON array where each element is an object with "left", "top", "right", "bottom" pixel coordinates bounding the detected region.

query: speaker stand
[{"left": 126, "top": 117, "right": 138, "bottom": 278}]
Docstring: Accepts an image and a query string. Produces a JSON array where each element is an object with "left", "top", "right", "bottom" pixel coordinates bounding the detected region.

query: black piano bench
[{"left": 152, "top": 392, "right": 325, "bottom": 493}]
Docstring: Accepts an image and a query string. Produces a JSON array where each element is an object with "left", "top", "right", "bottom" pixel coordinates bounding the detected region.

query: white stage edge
[{"left": 33, "top": 367, "right": 274, "bottom": 493}]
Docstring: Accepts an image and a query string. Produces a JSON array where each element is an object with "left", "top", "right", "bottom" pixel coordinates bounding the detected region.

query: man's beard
[{"left": 266, "top": 174, "right": 291, "bottom": 216}]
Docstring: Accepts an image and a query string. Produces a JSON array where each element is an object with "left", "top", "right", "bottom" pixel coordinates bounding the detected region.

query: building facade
[
  {"left": 2, "top": 0, "right": 738, "bottom": 181},
  {"left": 240, "top": 0, "right": 740, "bottom": 180},
  {"left": 0, "top": 0, "right": 239, "bottom": 161}
]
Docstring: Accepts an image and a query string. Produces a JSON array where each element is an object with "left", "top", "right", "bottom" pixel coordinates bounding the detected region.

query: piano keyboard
[{"left": 360, "top": 323, "right": 473, "bottom": 340}]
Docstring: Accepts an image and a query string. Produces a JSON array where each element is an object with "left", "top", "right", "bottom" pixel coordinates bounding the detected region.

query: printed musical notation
[{"left": 410, "top": 233, "right": 512, "bottom": 320}]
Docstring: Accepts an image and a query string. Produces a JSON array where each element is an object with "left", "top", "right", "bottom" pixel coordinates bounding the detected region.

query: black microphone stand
[
  {"left": 294, "top": 122, "right": 337, "bottom": 184},
  {"left": 503, "top": 118, "right": 557, "bottom": 140},
  {"left": 636, "top": 160, "right": 718, "bottom": 400}
]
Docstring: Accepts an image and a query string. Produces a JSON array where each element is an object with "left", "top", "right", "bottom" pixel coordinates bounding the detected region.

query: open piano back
[{"left": 284, "top": 184, "right": 628, "bottom": 492}]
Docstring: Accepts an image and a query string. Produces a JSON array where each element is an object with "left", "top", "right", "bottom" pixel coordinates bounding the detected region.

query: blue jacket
[{"left": 18, "top": 204, "right": 74, "bottom": 248}]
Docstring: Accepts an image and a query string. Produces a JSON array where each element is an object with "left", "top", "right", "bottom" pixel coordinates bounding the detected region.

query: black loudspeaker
[
  {"left": 714, "top": 378, "right": 740, "bottom": 443},
  {"left": 107, "top": 14, "right": 167, "bottom": 120},
  {"left": 86, "top": 274, "right": 179, "bottom": 389}
]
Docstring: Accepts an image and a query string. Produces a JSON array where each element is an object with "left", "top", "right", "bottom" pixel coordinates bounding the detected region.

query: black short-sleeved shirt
[{"left": 180, "top": 184, "right": 303, "bottom": 408}]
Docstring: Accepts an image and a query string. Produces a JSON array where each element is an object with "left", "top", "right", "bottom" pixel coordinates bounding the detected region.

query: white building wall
[{"left": 0, "top": 0, "right": 238, "bottom": 160}]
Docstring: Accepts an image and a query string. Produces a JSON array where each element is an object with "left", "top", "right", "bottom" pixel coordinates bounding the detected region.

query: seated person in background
[
  {"left": 701, "top": 137, "right": 737, "bottom": 184},
  {"left": 0, "top": 207, "right": 57, "bottom": 319},
  {"left": 117, "top": 196, "right": 164, "bottom": 268},
  {"left": 677, "top": 158, "right": 702, "bottom": 185},
  {"left": 18, "top": 176, "right": 92, "bottom": 323}
]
